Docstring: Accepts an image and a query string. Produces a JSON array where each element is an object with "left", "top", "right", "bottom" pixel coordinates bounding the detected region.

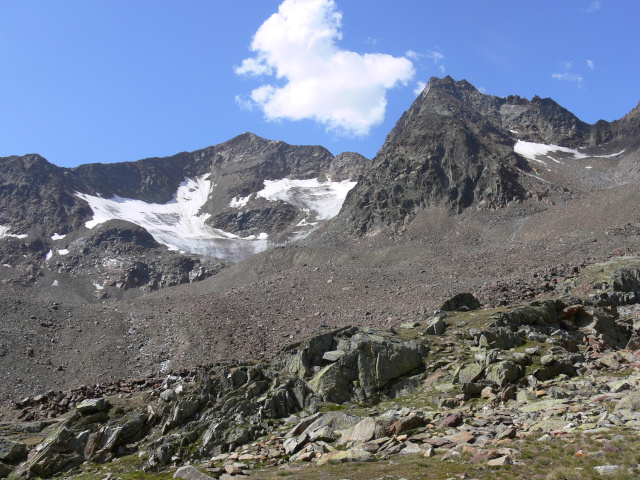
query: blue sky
[{"left": 1, "top": 0, "right": 638, "bottom": 167}]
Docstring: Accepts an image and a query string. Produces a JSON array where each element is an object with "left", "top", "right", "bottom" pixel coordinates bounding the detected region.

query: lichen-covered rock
[
  {"left": 306, "top": 329, "right": 426, "bottom": 403},
  {"left": 457, "top": 363, "right": 484, "bottom": 384},
  {"left": 485, "top": 361, "right": 522, "bottom": 386},
  {"left": 76, "top": 397, "right": 110, "bottom": 415},
  {"left": 479, "top": 327, "right": 522, "bottom": 350}
]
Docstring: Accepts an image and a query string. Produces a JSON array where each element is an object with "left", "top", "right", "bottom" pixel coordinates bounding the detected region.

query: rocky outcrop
[{"left": 277, "top": 327, "right": 427, "bottom": 403}]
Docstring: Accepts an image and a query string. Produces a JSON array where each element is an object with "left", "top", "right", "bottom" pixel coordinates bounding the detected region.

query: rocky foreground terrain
[
  {"left": 0, "top": 76, "right": 639, "bottom": 479},
  {"left": 1, "top": 257, "right": 640, "bottom": 480}
]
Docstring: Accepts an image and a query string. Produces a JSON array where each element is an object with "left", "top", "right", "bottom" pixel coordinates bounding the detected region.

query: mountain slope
[
  {"left": 335, "top": 76, "right": 640, "bottom": 235},
  {"left": 0, "top": 134, "right": 368, "bottom": 292}
]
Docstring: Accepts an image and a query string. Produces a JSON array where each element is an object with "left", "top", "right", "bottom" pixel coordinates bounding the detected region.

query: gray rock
[
  {"left": 0, "top": 438, "right": 27, "bottom": 462},
  {"left": 425, "top": 317, "right": 447, "bottom": 335},
  {"left": 160, "top": 389, "right": 175, "bottom": 402},
  {"left": 76, "top": 397, "right": 110, "bottom": 414},
  {"left": 457, "top": 363, "right": 484, "bottom": 384},
  {"left": 480, "top": 327, "right": 522, "bottom": 350},
  {"left": 322, "top": 350, "right": 345, "bottom": 362},
  {"left": 174, "top": 465, "right": 216, "bottom": 480},
  {"left": 485, "top": 361, "right": 521, "bottom": 386},
  {"left": 439, "top": 293, "right": 481, "bottom": 312}
]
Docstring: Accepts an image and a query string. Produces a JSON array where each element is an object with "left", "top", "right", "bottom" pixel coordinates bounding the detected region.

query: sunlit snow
[
  {"left": 515, "top": 140, "right": 588, "bottom": 160},
  {"left": 76, "top": 176, "right": 269, "bottom": 262},
  {"left": 51, "top": 233, "right": 66, "bottom": 240},
  {"left": 515, "top": 140, "right": 626, "bottom": 164},
  {"left": 58, "top": 249, "right": 69, "bottom": 256},
  {"left": 0, "top": 226, "right": 27, "bottom": 239},
  {"left": 231, "top": 177, "right": 356, "bottom": 221}
]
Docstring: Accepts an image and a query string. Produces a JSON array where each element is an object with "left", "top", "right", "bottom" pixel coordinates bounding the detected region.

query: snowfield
[
  {"left": 76, "top": 175, "right": 356, "bottom": 262},
  {"left": 76, "top": 176, "right": 269, "bottom": 262}
]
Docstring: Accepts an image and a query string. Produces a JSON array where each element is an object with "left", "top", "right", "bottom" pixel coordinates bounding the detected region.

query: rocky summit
[{"left": 1, "top": 77, "right": 640, "bottom": 479}]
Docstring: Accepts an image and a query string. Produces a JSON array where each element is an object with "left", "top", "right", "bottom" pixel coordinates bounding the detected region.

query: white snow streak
[{"left": 51, "top": 233, "right": 66, "bottom": 240}]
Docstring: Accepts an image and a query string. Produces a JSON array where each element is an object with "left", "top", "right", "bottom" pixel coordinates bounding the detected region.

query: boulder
[
  {"left": 425, "top": 316, "right": 447, "bottom": 335},
  {"left": 76, "top": 397, "right": 110, "bottom": 415},
  {"left": 317, "top": 447, "right": 376, "bottom": 465},
  {"left": 485, "top": 361, "right": 522, "bottom": 386},
  {"left": 337, "top": 417, "right": 377, "bottom": 444},
  {"left": 174, "top": 465, "right": 216, "bottom": 480},
  {"left": 0, "top": 438, "right": 27, "bottom": 462},
  {"left": 439, "top": 293, "right": 481, "bottom": 312},
  {"left": 457, "top": 363, "right": 484, "bottom": 384},
  {"left": 479, "top": 327, "right": 522, "bottom": 350},
  {"left": 307, "top": 329, "right": 425, "bottom": 403}
]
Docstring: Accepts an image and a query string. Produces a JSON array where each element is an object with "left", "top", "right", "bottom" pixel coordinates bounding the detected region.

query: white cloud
[
  {"left": 414, "top": 81, "right": 426, "bottom": 95},
  {"left": 552, "top": 72, "right": 584, "bottom": 86},
  {"left": 560, "top": 60, "right": 574, "bottom": 70},
  {"left": 234, "top": 0, "right": 415, "bottom": 137},
  {"left": 586, "top": 0, "right": 601, "bottom": 13},
  {"left": 405, "top": 49, "right": 445, "bottom": 75},
  {"left": 587, "top": 59, "right": 595, "bottom": 70}
]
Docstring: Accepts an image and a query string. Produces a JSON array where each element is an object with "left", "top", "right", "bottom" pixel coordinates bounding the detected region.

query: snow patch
[
  {"left": 45, "top": 250, "right": 53, "bottom": 261},
  {"left": 93, "top": 281, "right": 104, "bottom": 290},
  {"left": 0, "top": 226, "right": 27, "bottom": 239},
  {"left": 57, "top": 249, "right": 69, "bottom": 256},
  {"left": 52, "top": 280, "right": 59, "bottom": 287},
  {"left": 76, "top": 176, "right": 269, "bottom": 262},
  {"left": 232, "top": 177, "right": 356, "bottom": 221},
  {"left": 51, "top": 233, "right": 66, "bottom": 240},
  {"left": 515, "top": 140, "right": 587, "bottom": 161}
]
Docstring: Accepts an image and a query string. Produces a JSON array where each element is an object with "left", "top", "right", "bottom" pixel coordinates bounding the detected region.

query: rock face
[{"left": 336, "top": 76, "right": 640, "bottom": 234}]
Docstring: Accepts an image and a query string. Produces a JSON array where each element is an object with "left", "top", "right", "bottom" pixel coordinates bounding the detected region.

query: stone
[
  {"left": 160, "top": 389, "right": 175, "bottom": 402},
  {"left": 337, "top": 417, "right": 376, "bottom": 444},
  {"left": 224, "top": 464, "right": 243, "bottom": 475},
  {"left": 285, "top": 412, "right": 323, "bottom": 437},
  {"left": 76, "top": 397, "right": 110, "bottom": 414},
  {"left": 425, "top": 317, "right": 447, "bottom": 335},
  {"left": 439, "top": 293, "right": 481, "bottom": 312},
  {"left": 487, "top": 455, "right": 511, "bottom": 466},
  {"left": 485, "top": 361, "right": 521, "bottom": 387},
  {"left": 616, "top": 392, "right": 640, "bottom": 411},
  {"left": 442, "top": 412, "right": 463, "bottom": 427},
  {"left": 399, "top": 441, "right": 423, "bottom": 454},
  {"left": 0, "top": 438, "right": 28, "bottom": 462},
  {"left": 593, "top": 465, "right": 621, "bottom": 475},
  {"left": 443, "top": 432, "right": 475, "bottom": 444},
  {"left": 317, "top": 447, "right": 376, "bottom": 465},
  {"left": 480, "top": 328, "right": 522, "bottom": 350},
  {"left": 174, "top": 465, "right": 216, "bottom": 480},
  {"left": 283, "top": 437, "right": 301, "bottom": 455},
  {"left": 457, "top": 363, "right": 484, "bottom": 384},
  {"left": 308, "top": 426, "right": 336, "bottom": 443},
  {"left": 321, "top": 350, "right": 345, "bottom": 362}
]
